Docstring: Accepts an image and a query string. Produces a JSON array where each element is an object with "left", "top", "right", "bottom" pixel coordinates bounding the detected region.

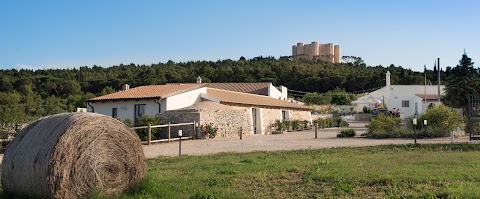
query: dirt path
[{"left": 143, "top": 122, "right": 475, "bottom": 158}]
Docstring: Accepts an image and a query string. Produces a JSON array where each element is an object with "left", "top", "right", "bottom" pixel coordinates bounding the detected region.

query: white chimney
[
  {"left": 386, "top": 71, "right": 391, "bottom": 86},
  {"left": 196, "top": 76, "right": 202, "bottom": 84},
  {"left": 122, "top": 84, "right": 130, "bottom": 90}
]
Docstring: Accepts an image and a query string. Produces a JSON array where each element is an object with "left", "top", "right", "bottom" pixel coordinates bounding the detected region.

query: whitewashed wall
[
  {"left": 268, "top": 84, "right": 288, "bottom": 100},
  {"left": 90, "top": 87, "right": 206, "bottom": 122},
  {"left": 354, "top": 85, "right": 445, "bottom": 119},
  {"left": 89, "top": 99, "right": 164, "bottom": 122},
  {"left": 165, "top": 87, "right": 207, "bottom": 110}
]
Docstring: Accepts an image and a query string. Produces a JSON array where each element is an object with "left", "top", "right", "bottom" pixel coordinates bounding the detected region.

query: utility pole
[
  {"left": 437, "top": 58, "right": 441, "bottom": 103},
  {"left": 424, "top": 65, "right": 426, "bottom": 104}
]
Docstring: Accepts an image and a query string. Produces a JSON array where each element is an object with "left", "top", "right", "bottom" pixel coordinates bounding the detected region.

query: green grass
[
  {"left": 108, "top": 144, "right": 480, "bottom": 199},
  {"left": 5, "top": 144, "right": 480, "bottom": 198}
]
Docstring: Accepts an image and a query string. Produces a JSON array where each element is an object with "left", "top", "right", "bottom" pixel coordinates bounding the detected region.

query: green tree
[
  {"left": 0, "top": 91, "right": 25, "bottom": 124},
  {"left": 302, "top": 93, "right": 320, "bottom": 105},
  {"left": 100, "top": 86, "right": 116, "bottom": 96},
  {"left": 444, "top": 53, "right": 480, "bottom": 112},
  {"left": 328, "top": 88, "right": 352, "bottom": 105},
  {"left": 44, "top": 95, "right": 66, "bottom": 115}
]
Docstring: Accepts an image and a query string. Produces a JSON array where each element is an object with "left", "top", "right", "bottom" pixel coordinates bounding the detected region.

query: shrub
[
  {"left": 367, "top": 114, "right": 402, "bottom": 138},
  {"left": 292, "top": 120, "right": 300, "bottom": 130},
  {"left": 417, "top": 105, "right": 464, "bottom": 137},
  {"left": 313, "top": 117, "right": 349, "bottom": 128},
  {"left": 200, "top": 123, "right": 218, "bottom": 139},
  {"left": 272, "top": 120, "right": 310, "bottom": 133},
  {"left": 337, "top": 129, "right": 356, "bottom": 137},
  {"left": 301, "top": 120, "right": 309, "bottom": 129},
  {"left": 369, "top": 126, "right": 415, "bottom": 139},
  {"left": 282, "top": 120, "right": 292, "bottom": 131},
  {"left": 124, "top": 118, "right": 134, "bottom": 127},
  {"left": 132, "top": 115, "right": 162, "bottom": 141},
  {"left": 391, "top": 127, "right": 415, "bottom": 138},
  {"left": 274, "top": 120, "right": 283, "bottom": 131}
]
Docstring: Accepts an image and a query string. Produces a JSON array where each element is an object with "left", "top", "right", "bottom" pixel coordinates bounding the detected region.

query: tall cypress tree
[{"left": 444, "top": 52, "right": 480, "bottom": 112}]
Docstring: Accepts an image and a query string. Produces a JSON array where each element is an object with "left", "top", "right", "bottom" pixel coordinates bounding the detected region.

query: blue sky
[{"left": 0, "top": 0, "right": 479, "bottom": 71}]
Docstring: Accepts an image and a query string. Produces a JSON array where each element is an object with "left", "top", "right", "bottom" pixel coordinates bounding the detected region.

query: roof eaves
[
  {"left": 222, "top": 101, "right": 313, "bottom": 110},
  {"left": 88, "top": 96, "right": 161, "bottom": 102}
]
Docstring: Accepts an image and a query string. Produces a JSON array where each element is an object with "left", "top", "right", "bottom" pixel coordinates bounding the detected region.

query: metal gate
[{"left": 468, "top": 95, "right": 480, "bottom": 140}]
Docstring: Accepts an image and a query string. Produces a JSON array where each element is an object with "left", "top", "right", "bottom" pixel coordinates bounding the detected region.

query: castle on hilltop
[{"left": 292, "top": 42, "right": 341, "bottom": 63}]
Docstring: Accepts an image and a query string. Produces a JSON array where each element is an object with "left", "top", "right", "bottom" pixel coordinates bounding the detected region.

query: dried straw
[{"left": 1, "top": 112, "right": 146, "bottom": 199}]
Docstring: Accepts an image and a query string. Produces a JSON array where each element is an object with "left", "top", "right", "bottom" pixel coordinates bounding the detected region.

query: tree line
[{"left": 0, "top": 55, "right": 460, "bottom": 123}]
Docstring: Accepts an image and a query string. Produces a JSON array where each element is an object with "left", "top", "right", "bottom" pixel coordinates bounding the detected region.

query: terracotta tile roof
[
  {"left": 206, "top": 82, "right": 270, "bottom": 96},
  {"left": 206, "top": 88, "right": 313, "bottom": 110},
  {"left": 88, "top": 84, "right": 204, "bottom": 101},
  {"left": 166, "top": 82, "right": 271, "bottom": 95},
  {"left": 415, "top": 94, "right": 444, "bottom": 100}
]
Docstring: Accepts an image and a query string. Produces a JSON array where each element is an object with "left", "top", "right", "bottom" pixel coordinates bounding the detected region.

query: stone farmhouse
[
  {"left": 352, "top": 71, "right": 445, "bottom": 119},
  {"left": 87, "top": 81, "right": 312, "bottom": 137}
]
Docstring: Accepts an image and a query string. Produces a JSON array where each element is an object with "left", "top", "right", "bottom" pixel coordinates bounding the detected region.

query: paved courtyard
[{"left": 143, "top": 122, "right": 475, "bottom": 158}]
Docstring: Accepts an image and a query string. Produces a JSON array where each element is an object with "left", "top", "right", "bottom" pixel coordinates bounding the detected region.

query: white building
[
  {"left": 87, "top": 82, "right": 311, "bottom": 135},
  {"left": 352, "top": 71, "right": 445, "bottom": 119}
]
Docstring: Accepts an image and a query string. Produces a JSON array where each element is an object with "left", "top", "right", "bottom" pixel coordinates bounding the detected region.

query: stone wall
[
  {"left": 355, "top": 113, "right": 371, "bottom": 121},
  {"left": 158, "top": 111, "right": 199, "bottom": 138},
  {"left": 311, "top": 114, "right": 333, "bottom": 121},
  {"left": 199, "top": 108, "right": 250, "bottom": 138},
  {"left": 261, "top": 108, "right": 281, "bottom": 135},
  {"left": 290, "top": 110, "right": 312, "bottom": 122},
  {"left": 160, "top": 106, "right": 312, "bottom": 138},
  {"left": 159, "top": 108, "right": 250, "bottom": 139}
]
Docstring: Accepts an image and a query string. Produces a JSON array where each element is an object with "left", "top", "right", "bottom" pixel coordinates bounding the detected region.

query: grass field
[
  {"left": 98, "top": 144, "right": 480, "bottom": 199},
  {"left": 3, "top": 144, "right": 480, "bottom": 198}
]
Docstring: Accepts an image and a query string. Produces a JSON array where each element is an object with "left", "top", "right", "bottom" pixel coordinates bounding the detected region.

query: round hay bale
[{"left": 1, "top": 112, "right": 146, "bottom": 199}]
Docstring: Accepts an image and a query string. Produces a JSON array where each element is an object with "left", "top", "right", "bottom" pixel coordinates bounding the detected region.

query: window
[
  {"left": 282, "top": 110, "right": 286, "bottom": 121},
  {"left": 158, "top": 104, "right": 162, "bottom": 113},
  {"left": 402, "top": 100, "right": 409, "bottom": 107},
  {"left": 112, "top": 108, "right": 117, "bottom": 118},
  {"left": 134, "top": 104, "right": 146, "bottom": 123}
]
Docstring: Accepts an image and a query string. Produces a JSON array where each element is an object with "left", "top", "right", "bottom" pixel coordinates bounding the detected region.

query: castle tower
[
  {"left": 334, "top": 45, "right": 341, "bottom": 63},
  {"left": 326, "top": 43, "right": 334, "bottom": 62},
  {"left": 311, "top": 41, "right": 319, "bottom": 60},
  {"left": 292, "top": 41, "right": 340, "bottom": 62}
]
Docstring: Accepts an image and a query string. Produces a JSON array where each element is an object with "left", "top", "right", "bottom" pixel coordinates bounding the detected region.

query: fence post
[
  {"left": 240, "top": 126, "right": 243, "bottom": 140},
  {"left": 193, "top": 120, "right": 196, "bottom": 139},
  {"left": 147, "top": 124, "right": 152, "bottom": 145},
  {"left": 315, "top": 123, "right": 318, "bottom": 139},
  {"left": 168, "top": 122, "right": 171, "bottom": 143},
  {"left": 451, "top": 130, "right": 455, "bottom": 144}
]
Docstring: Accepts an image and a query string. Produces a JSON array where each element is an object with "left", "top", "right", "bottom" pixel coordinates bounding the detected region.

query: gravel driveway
[
  {"left": 0, "top": 122, "right": 472, "bottom": 162},
  {"left": 143, "top": 122, "right": 475, "bottom": 158}
]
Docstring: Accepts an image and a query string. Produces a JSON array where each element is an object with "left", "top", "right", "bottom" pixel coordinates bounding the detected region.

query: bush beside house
[
  {"left": 367, "top": 105, "right": 464, "bottom": 139},
  {"left": 414, "top": 105, "right": 464, "bottom": 137},
  {"left": 367, "top": 114, "right": 407, "bottom": 139},
  {"left": 126, "top": 115, "right": 162, "bottom": 141},
  {"left": 273, "top": 119, "right": 312, "bottom": 133},
  {"left": 313, "top": 117, "right": 349, "bottom": 128}
]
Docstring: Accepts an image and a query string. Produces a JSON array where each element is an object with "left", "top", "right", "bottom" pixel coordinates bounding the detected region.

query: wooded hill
[{"left": 0, "top": 56, "right": 451, "bottom": 122}]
